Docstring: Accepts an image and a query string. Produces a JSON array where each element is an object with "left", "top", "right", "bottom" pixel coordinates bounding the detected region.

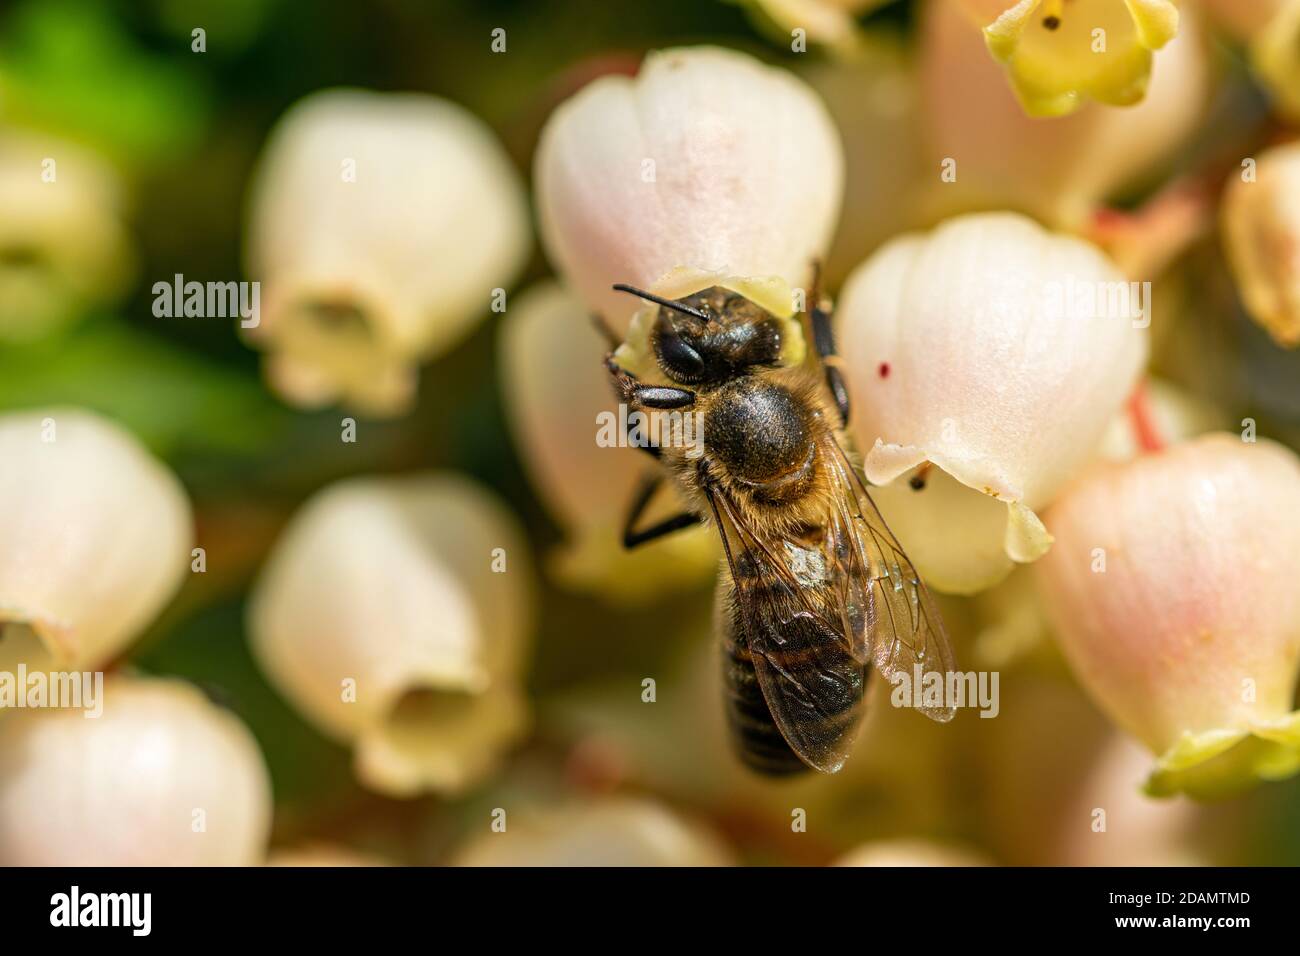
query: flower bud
[
  {"left": 0, "top": 130, "right": 134, "bottom": 342},
  {"left": 535, "top": 46, "right": 843, "bottom": 331},
  {"left": 1222, "top": 141, "right": 1300, "bottom": 348},
  {"left": 836, "top": 212, "right": 1148, "bottom": 594},
  {"left": 248, "top": 473, "right": 534, "bottom": 797},
  {"left": 0, "top": 409, "right": 192, "bottom": 672},
  {"left": 499, "top": 281, "right": 716, "bottom": 601},
  {"left": 921, "top": 0, "right": 1208, "bottom": 229},
  {"left": 0, "top": 676, "right": 271, "bottom": 866},
  {"left": 244, "top": 89, "right": 530, "bottom": 415},
  {"left": 451, "top": 797, "right": 734, "bottom": 866},
  {"left": 1035, "top": 433, "right": 1300, "bottom": 797}
]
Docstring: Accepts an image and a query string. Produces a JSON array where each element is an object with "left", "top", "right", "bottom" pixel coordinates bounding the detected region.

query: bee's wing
[
  {"left": 821, "top": 436, "right": 957, "bottom": 723},
  {"left": 705, "top": 485, "right": 868, "bottom": 773}
]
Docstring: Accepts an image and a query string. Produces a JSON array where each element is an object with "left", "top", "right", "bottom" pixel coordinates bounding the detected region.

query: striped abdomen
[{"left": 718, "top": 556, "right": 868, "bottom": 776}]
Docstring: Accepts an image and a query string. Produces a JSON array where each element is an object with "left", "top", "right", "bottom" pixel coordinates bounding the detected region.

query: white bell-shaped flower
[
  {"left": 0, "top": 409, "right": 192, "bottom": 672},
  {"left": 535, "top": 46, "right": 843, "bottom": 331},
  {"left": 0, "top": 676, "right": 272, "bottom": 866},
  {"left": 837, "top": 213, "right": 1144, "bottom": 595},
  {"left": 244, "top": 88, "right": 530, "bottom": 415},
  {"left": 248, "top": 473, "right": 534, "bottom": 797},
  {"left": 836, "top": 212, "right": 1148, "bottom": 594}
]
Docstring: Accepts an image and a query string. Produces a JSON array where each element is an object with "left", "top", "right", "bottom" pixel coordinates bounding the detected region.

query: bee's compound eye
[{"left": 655, "top": 329, "right": 706, "bottom": 380}]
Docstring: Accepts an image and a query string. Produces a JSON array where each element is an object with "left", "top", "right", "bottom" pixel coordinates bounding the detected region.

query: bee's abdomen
[
  {"left": 721, "top": 627, "right": 809, "bottom": 776},
  {"left": 718, "top": 555, "right": 867, "bottom": 776}
]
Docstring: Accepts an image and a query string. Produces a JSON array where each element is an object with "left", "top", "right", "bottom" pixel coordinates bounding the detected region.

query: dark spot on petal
[
  {"left": 1043, "top": 15, "right": 1060, "bottom": 30},
  {"left": 878, "top": 361, "right": 891, "bottom": 379},
  {"left": 909, "top": 474, "right": 927, "bottom": 491}
]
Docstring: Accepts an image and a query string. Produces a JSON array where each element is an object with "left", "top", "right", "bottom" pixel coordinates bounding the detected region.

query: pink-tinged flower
[
  {"left": 248, "top": 473, "right": 534, "bottom": 797},
  {"left": 835, "top": 212, "right": 1149, "bottom": 594},
  {"left": 1222, "top": 141, "right": 1300, "bottom": 348},
  {"left": 1036, "top": 433, "right": 1300, "bottom": 797},
  {"left": 245, "top": 89, "right": 530, "bottom": 416},
  {"left": 0, "top": 676, "right": 272, "bottom": 866},
  {"left": 920, "top": 0, "right": 1208, "bottom": 230},
  {"left": 535, "top": 46, "right": 843, "bottom": 333},
  {"left": 954, "top": 0, "right": 1181, "bottom": 117},
  {"left": 0, "top": 409, "right": 192, "bottom": 672}
]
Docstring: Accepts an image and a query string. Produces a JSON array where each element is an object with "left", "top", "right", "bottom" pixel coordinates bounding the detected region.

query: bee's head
[{"left": 613, "top": 284, "right": 786, "bottom": 386}]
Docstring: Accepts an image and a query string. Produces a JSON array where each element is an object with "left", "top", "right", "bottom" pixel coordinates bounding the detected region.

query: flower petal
[{"left": 535, "top": 46, "right": 843, "bottom": 330}]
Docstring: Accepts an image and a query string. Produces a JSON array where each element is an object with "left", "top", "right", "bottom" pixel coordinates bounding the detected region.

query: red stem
[{"left": 1126, "top": 380, "right": 1165, "bottom": 454}]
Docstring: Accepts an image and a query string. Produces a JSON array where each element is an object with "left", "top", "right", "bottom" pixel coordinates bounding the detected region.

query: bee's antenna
[{"left": 612, "top": 283, "right": 711, "bottom": 323}]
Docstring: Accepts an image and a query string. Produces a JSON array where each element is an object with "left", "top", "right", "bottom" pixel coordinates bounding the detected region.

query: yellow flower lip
[
  {"left": 979, "top": 0, "right": 1181, "bottom": 117},
  {"left": 1145, "top": 711, "right": 1300, "bottom": 799}
]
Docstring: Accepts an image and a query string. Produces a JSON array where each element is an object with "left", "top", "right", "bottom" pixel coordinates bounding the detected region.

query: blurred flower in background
[
  {"left": 244, "top": 89, "right": 530, "bottom": 416},
  {"left": 0, "top": 408, "right": 191, "bottom": 672},
  {"left": 450, "top": 796, "right": 735, "bottom": 866},
  {"left": 1222, "top": 141, "right": 1300, "bottom": 348},
  {"left": 834, "top": 838, "right": 990, "bottom": 866},
  {"left": 248, "top": 473, "right": 535, "bottom": 797},
  {"left": 0, "top": 131, "right": 134, "bottom": 343},
  {"left": 0, "top": 675, "right": 271, "bottom": 866}
]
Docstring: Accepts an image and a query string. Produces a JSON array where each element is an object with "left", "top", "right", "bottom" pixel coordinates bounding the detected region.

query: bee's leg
[
  {"left": 603, "top": 355, "right": 696, "bottom": 409},
  {"left": 807, "top": 261, "right": 850, "bottom": 427},
  {"left": 622, "top": 472, "right": 702, "bottom": 549}
]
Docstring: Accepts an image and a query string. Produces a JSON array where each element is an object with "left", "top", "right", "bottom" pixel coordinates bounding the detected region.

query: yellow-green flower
[{"left": 969, "top": 0, "right": 1180, "bottom": 116}]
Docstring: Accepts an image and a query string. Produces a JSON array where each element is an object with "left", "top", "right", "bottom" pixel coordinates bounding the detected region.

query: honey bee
[{"left": 600, "top": 272, "right": 956, "bottom": 775}]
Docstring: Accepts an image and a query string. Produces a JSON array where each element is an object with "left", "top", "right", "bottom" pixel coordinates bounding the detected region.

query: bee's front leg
[{"left": 602, "top": 355, "right": 696, "bottom": 409}]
